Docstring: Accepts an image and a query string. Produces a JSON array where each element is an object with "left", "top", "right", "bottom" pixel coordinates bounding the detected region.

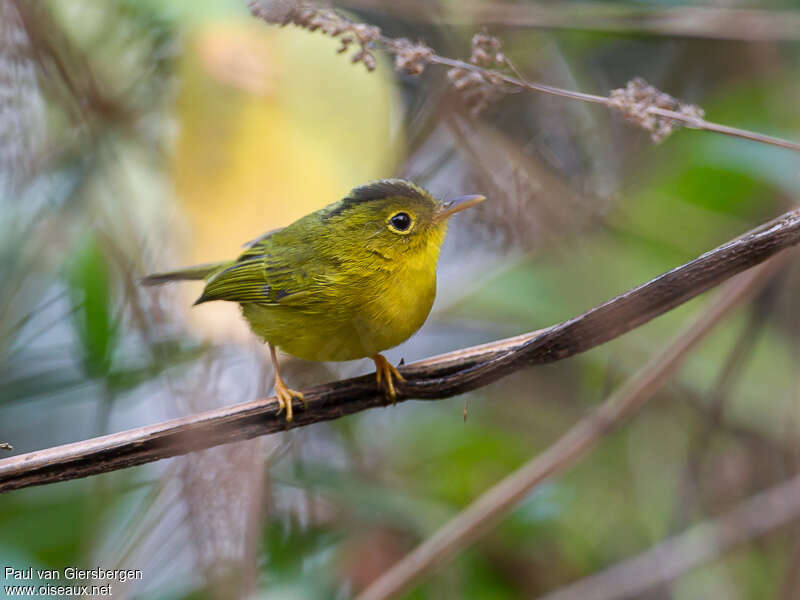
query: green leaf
[{"left": 66, "top": 235, "right": 118, "bottom": 379}]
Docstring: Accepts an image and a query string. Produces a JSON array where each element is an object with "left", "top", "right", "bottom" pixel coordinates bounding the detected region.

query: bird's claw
[
  {"left": 274, "top": 379, "right": 305, "bottom": 422},
  {"left": 373, "top": 354, "right": 405, "bottom": 403}
]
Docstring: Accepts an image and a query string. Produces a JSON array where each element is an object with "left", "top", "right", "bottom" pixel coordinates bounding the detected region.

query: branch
[
  {"left": 354, "top": 259, "right": 778, "bottom": 600},
  {"left": 537, "top": 470, "right": 800, "bottom": 600},
  {"left": 0, "top": 208, "right": 799, "bottom": 494}
]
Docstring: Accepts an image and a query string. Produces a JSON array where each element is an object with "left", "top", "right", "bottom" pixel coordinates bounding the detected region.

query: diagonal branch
[
  {"left": 355, "top": 258, "right": 779, "bottom": 600},
  {"left": 537, "top": 469, "right": 800, "bottom": 600},
  {"left": 0, "top": 207, "right": 799, "bottom": 494}
]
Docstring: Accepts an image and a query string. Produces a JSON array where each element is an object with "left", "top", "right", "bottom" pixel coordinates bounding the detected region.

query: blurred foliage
[
  {"left": 67, "top": 235, "right": 118, "bottom": 379},
  {"left": 1, "top": 1, "right": 800, "bottom": 599}
]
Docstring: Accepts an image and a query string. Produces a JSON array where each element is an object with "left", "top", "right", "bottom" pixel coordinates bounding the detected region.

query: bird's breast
[
  {"left": 243, "top": 254, "right": 438, "bottom": 362},
  {"left": 358, "top": 262, "right": 437, "bottom": 352}
]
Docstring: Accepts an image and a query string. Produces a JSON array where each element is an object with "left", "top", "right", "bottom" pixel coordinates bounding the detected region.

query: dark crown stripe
[
  {"left": 324, "top": 179, "right": 429, "bottom": 220},
  {"left": 350, "top": 179, "right": 428, "bottom": 202}
]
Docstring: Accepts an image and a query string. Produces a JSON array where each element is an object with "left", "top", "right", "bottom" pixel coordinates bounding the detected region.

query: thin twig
[
  {"left": 436, "top": 58, "right": 800, "bottom": 149},
  {"left": 429, "top": 55, "right": 610, "bottom": 105},
  {"left": 537, "top": 469, "right": 800, "bottom": 600},
  {"left": 248, "top": 0, "right": 800, "bottom": 152},
  {"left": 0, "top": 208, "right": 798, "bottom": 494},
  {"left": 354, "top": 259, "right": 778, "bottom": 600},
  {"left": 647, "top": 106, "right": 800, "bottom": 151}
]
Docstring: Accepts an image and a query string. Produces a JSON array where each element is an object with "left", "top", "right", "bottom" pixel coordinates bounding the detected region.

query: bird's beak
[{"left": 435, "top": 194, "right": 485, "bottom": 222}]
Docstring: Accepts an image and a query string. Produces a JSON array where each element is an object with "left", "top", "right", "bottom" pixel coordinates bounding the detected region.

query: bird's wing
[{"left": 195, "top": 231, "right": 319, "bottom": 306}]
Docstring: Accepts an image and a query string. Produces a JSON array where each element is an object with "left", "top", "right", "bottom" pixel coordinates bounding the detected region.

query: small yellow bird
[{"left": 143, "top": 179, "right": 484, "bottom": 420}]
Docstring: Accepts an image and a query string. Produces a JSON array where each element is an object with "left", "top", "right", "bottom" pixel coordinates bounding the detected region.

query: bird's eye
[{"left": 388, "top": 212, "right": 413, "bottom": 233}]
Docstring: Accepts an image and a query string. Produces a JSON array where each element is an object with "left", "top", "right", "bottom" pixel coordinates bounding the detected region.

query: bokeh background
[{"left": 2, "top": 0, "right": 800, "bottom": 598}]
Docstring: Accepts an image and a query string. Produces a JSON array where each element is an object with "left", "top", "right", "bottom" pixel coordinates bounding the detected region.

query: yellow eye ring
[{"left": 387, "top": 211, "right": 414, "bottom": 234}]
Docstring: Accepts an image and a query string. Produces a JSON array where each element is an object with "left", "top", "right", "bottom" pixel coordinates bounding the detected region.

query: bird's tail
[{"left": 141, "top": 262, "right": 230, "bottom": 286}]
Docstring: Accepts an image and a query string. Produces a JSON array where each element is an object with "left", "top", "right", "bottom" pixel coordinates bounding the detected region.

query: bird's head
[{"left": 319, "top": 179, "right": 484, "bottom": 265}]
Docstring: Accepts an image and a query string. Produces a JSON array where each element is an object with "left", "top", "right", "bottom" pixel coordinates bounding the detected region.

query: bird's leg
[
  {"left": 268, "top": 343, "right": 305, "bottom": 422},
  {"left": 371, "top": 353, "right": 405, "bottom": 402}
]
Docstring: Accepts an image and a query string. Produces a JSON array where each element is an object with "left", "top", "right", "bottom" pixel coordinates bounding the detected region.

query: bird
[{"left": 142, "top": 179, "right": 484, "bottom": 421}]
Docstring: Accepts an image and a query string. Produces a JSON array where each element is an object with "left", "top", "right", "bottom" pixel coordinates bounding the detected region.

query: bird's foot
[
  {"left": 372, "top": 354, "right": 405, "bottom": 403},
  {"left": 274, "top": 377, "right": 305, "bottom": 422}
]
